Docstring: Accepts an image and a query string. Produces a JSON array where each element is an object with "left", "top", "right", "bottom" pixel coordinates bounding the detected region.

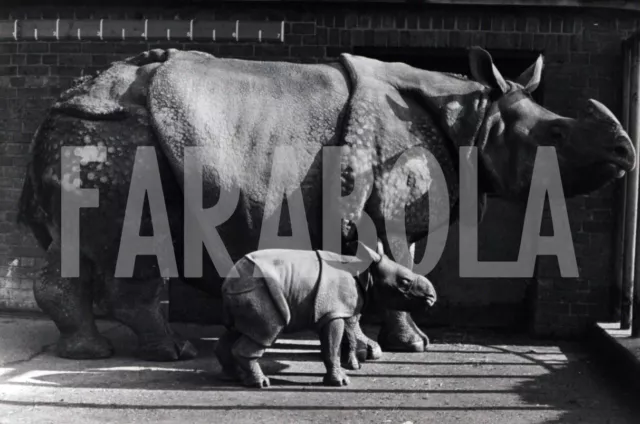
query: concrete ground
[{"left": 0, "top": 313, "right": 639, "bottom": 424}]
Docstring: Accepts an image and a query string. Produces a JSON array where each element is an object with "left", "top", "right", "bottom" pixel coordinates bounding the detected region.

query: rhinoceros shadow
[{"left": 2, "top": 325, "right": 640, "bottom": 423}]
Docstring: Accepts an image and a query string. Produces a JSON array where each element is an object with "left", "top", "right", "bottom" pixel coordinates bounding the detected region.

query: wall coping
[
  {"left": 417, "top": 0, "right": 639, "bottom": 11},
  {"left": 164, "top": 0, "right": 640, "bottom": 13},
  {"left": 2, "top": 0, "right": 640, "bottom": 13}
]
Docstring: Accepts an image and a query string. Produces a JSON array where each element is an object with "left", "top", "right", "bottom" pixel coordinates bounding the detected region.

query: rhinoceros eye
[{"left": 398, "top": 277, "right": 414, "bottom": 292}]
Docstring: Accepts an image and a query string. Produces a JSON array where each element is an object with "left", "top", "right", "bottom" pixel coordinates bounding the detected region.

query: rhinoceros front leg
[
  {"left": 341, "top": 315, "right": 361, "bottom": 370},
  {"left": 105, "top": 276, "right": 197, "bottom": 361},
  {"left": 351, "top": 315, "right": 383, "bottom": 361},
  {"left": 34, "top": 242, "right": 114, "bottom": 359},
  {"left": 320, "top": 318, "right": 350, "bottom": 386},
  {"left": 340, "top": 245, "right": 382, "bottom": 361},
  {"left": 378, "top": 237, "right": 430, "bottom": 352},
  {"left": 342, "top": 314, "right": 382, "bottom": 367}
]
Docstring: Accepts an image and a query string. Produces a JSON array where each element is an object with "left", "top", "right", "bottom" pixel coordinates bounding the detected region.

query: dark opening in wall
[{"left": 353, "top": 46, "right": 545, "bottom": 104}]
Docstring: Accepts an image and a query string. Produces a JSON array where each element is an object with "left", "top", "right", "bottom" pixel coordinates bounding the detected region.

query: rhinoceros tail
[{"left": 17, "top": 159, "right": 53, "bottom": 251}]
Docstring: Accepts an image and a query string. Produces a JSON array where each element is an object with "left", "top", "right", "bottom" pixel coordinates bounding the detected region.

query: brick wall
[{"left": 0, "top": 2, "right": 637, "bottom": 336}]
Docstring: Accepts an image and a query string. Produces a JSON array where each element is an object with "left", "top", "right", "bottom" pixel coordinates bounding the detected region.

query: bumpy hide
[
  {"left": 144, "top": 52, "right": 488, "bottom": 260},
  {"left": 19, "top": 47, "right": 635, "bottom": 360},
  {"left": 337, "top": 54, "right": 489, "bottom": 238},
  {"left": 147, "top": 54, "right": 351, "bottom": 262},
  {"left": 19, "top": 57, "right": 185, "bottom": 282},
  {"left": 21, "top": 50, "right": 490, "bottom": 288},
  {"left": 15, "top": 51, "right": 199, "bottom": 361}
]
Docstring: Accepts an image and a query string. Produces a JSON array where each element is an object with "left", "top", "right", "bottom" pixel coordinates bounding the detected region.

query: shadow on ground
[{"left": 1, "top": 318, "right": 639, "bottom": 423}]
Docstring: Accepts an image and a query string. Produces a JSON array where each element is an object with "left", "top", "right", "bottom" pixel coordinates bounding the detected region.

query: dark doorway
[{"left": 352, "top": 46, "right": 544, "bottom": 103}]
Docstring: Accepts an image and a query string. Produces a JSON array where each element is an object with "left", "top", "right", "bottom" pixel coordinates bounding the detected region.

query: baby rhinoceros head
[
  {"left": 356, "top": 242, "right": 437, "bottom": 312},
  {"left": 371, "top": 256, "right": 437, "bottom": 312}
]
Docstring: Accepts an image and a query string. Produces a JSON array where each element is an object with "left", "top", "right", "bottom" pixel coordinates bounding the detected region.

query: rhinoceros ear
[
  {"left": 515, "top": 55, "right": 544, "bottom": 93},
  {"left": 468, "top": 46, "right": 509, "bottom": 94}
]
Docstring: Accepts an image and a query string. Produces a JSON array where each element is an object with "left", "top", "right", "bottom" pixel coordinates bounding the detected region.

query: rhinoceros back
[
  {"left": 147, "top": 55, "right": 351, "bottom": 264},
  {"left": 244, "top": 249, "right": 366, "bottom": 330},
  {"left": 222, "top": 249, "right": 366, "bottom": 344}
]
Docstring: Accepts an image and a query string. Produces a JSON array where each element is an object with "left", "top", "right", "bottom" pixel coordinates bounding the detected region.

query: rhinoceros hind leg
[
  {"left": 106, "top": 277, "right": 197, "bottom": 361},
  {"left": 231, "top": 336, "right": 270, "bottom": 388},
  {"left": 215, "top": 329, "right": 242, "bottom": 381},
  {"left": 378, "top": 310, "right": 428, "bottom": 352},
  {"left": 35, "top": 244, "right": 114, "bottom": 359}
]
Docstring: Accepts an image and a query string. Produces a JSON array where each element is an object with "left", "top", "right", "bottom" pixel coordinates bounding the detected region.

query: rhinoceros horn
[{"left": 579, "top": 98, "right": 623, "bottom": 127}]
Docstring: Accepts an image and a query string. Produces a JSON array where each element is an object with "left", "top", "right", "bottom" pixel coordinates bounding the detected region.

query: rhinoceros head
[
  {"left": 357, "top": 242, "right": 437, "bottom": 312},
  {"left": 470, "top": 46, "right": 636, "bottom": 199}
]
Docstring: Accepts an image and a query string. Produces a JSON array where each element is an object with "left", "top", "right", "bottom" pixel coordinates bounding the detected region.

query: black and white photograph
[{"left": 0, "top": 0, "right": 639, "bottom": 422}]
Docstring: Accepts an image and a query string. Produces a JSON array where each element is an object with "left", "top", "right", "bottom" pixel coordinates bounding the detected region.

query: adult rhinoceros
[{"left": 17, "top": 46, "right": 636, "bottom": 361}]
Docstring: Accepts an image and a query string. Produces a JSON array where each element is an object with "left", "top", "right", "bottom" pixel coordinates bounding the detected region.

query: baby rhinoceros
[{"left": 214, "top": 242, "right": 437, "bottom": 388}]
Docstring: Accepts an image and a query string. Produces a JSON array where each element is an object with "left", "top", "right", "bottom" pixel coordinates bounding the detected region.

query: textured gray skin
[
  {"left": 17, "top": 53, "right": 195, "bottom": 361},
  {"left": 216, "top": 244, "right": 438, "bottom": 388},
  {"left": 17, "top": 46, "right": 636, "bottom": 362}
]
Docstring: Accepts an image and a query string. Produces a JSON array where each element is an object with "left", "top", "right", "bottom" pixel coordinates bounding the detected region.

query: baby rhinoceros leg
[
  {"left": 231, "top": 336, "right": 270, "bottom": 389},
  {"left": 214, "top": 330, "right": 242, "bottom": 382},
  {"left": 341, "top": 316, "right": 361, "bottom": 371},
  {"left": 321, "top": 318, "right": 350, "bottom": 386}
]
